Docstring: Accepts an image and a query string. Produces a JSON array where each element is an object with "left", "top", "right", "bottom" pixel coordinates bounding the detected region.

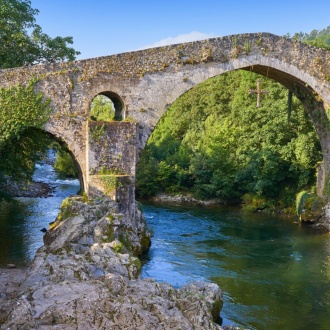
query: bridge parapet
[{"left": 1, "top": 33, "right": 330, "bottom": 87}]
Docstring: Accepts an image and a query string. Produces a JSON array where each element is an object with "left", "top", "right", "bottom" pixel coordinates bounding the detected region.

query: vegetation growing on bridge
[
  {"left": 0, "top": 79, "right": 51, "bottom": 144},
  {"left": 136, "top": 70, "right": 322, "bottom": 212}
]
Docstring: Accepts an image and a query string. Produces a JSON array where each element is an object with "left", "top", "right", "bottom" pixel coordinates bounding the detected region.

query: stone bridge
[{"left": 1, "top": 32, "right": 330, "bottom": 216}]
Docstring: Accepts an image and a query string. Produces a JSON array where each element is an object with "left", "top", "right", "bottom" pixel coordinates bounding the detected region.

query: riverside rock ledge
[{"left": 0, "top": 196, "right": 224, "bottom": 329}]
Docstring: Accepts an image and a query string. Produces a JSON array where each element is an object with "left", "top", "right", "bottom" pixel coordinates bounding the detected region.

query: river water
[
  {"left": 141, "top": 203, "right": 330, "bottom": 330},
  {"left": 0, "top": 161, "right": 80, "bottom": 267},
  {"left": 1, "top": 165, "right": 330, "bottom": 329}
]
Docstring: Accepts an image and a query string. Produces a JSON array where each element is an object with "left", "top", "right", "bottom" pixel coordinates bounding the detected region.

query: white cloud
[{"left": 141, "top": 31, "right": 217, "bottom": 49}]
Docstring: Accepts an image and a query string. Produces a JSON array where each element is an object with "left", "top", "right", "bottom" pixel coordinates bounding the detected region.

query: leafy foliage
[
  {"left": 0, "top": 79, "right": 52, "bottom": 181},
  {"left": 90, "top": 95, "right": 115, "bottom": 121},
  {"left": 292, "top": 26, "right": 330, "bottom": 50},
  {"left": 54, "top": 149, "right": 78, "bottom": 178},
  {"left": 0, "top": 0, "right": 80, "bottom": 69},
  {"left": 0, "top": 78, "right": 51, "bottom": 144},
  {"left": 0, "top": 129, "right": 53, "bottom": 181},
  {"left": 136, "top": 70, "right": 322, "bottom": 209}
]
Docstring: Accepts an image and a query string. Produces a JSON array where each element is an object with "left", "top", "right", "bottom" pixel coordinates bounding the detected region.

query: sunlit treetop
[{"left": 0, "top": 0, "right": 80, "bottom": 69}]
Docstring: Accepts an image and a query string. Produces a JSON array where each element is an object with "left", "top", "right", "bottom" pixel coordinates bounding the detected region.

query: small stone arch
[{"left": 90, "top": 91, "right": 125, "bottom": 121}]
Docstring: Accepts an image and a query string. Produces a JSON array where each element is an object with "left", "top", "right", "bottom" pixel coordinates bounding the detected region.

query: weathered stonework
[
  {"left": 1, "top": 33, "right": 330, "bottom": 198},
  {"left": 87, "top": 121, "right": 136, "bottom": 217}
]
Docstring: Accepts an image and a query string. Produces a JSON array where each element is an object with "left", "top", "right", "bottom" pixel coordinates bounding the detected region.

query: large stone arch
[{"left": 127, "top": 56, "right": 330, "bottom": 186}]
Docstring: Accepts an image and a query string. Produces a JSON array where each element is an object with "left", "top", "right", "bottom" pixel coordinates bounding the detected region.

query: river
[
  {"left": 0, "top": 160, "right": 80, "bottom": 267},
  {"left": 141, "top": 203, "right": 330, "bottom": 330},
  {"left": 1, "top": 165, "right": 330, "bottom": 329}
]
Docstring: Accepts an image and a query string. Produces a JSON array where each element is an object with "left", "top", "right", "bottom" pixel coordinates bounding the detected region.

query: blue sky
[{"left": 30, "top": 0, "right": 330, "bottom": 60}]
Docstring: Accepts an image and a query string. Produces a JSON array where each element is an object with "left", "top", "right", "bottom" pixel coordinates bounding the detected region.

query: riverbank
[
  {"left": 148, "top": 193, "right": 330, "bottom": 232},
  {"left": 150, "top": 193, "right": 223, "bottom": 206},
  {"left": 0, "top": 179, "right": 55, "bottom": 198},
  {"left": 0, "top": 195, "right": 224, "bottom": 329}
]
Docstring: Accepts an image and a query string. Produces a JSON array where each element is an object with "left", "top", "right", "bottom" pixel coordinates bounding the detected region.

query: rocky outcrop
[
  {"left": 0, "top": 196, "right": 223, "bottom": 329},
  {"left": 0, "top": 179, "right": 55, "bottom": 198},
  {"left": 310, "top": 201, "right": 330, "bottom": 232},
  {"left": 0, "top": 268, "right": 28, "bottom": 323},
  {"left": 151, "top": 193, "right": 220, "bottom": 206}
]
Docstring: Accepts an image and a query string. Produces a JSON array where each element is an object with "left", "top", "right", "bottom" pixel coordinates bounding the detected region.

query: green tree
[
  {"left": 0, "top": 129, "right": 53, "bottom": 181},
  {"left": 54, "top": 149, "right": 78, "bottom": 178},
  {"left": 0, "top": 78, "right": 51, "bottom": 144},
  {"left": 90, "top": 95, "right": 115, "bottom": 121},
  {"left": 0, "top": 0, "right": 80, "bottom": 69},
  {"left": 0, "top": 1, "right": 80, "bottom": 186},
  {"left": 0, "top": 79, "right": 52, "bottom": 180},
  {"left": 292, "top": 26, "right": 330, "bottom": 50},
  {"left": 136, "top": 70, "right": 322, "bottom": 210}
]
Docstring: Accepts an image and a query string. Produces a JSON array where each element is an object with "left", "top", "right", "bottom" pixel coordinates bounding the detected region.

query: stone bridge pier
[
  {"left": 1, "top": 32, "right": 330, "bottom": 217},
  {"left": 86, "top": 121, "right": 137, "bottom": 218}
]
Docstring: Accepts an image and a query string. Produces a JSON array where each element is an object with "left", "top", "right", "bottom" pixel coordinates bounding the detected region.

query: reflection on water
[
  {"left": 0, "top": 161, "right": 80, "bottom": 267},
  {"left": 141, "top": 203, "right": 330, "bottom": 330}
]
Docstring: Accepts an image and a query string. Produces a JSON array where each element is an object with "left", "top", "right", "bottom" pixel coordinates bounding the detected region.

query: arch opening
[
  {"left": 240, "top": 64, "right": 330, "bottom": 196},
  {"left": 0, "top": 128, "right": 82, "bottom": 192},
  {"left": 52, "top": 139, "right": 85, "bottom": 194},
  {"left": 136, "top": 69, "right": 324, "bottom": 213},
  {"left": 90, "top": 91, "right": 124, "bottom": 121}
]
